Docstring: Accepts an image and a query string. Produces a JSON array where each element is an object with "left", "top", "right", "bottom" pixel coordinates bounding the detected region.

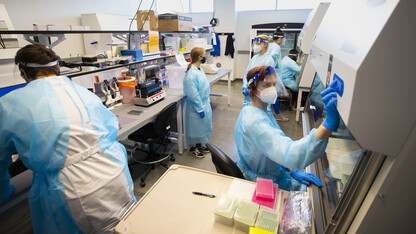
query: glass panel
[
  {"left": 236, "top": 0, "right": 276, "bottom": 11},
  {"left": 191, "top": 0, "right": 213, "bottom": 12},
  {"left": 309, "top": 73, "right": 365, "bottom": 214},
  {"left": 156, "top": 0, "right": 190, "bottom": 13},
  {"left": 280, "top": 32, "right": 296, "bottom": 57},
  {"left": 255, "top": 31, "right": 298, "bottom": 57},
  {"left": 278, "top": 0, "right": 320, "bottom": 10}
]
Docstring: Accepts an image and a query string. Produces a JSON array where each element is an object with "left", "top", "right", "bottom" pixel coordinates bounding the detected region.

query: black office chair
[
  {"left": 206, "top": 143, "right": 245, "bottom": 179},
  {"left": 279, "top": 88, "right": 293, "bottom": 111},
  {"left": 128, "top": 102, "right": 176, "bottom": 187}
]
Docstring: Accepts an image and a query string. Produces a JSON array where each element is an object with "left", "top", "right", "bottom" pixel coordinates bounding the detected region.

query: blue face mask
[{"left": 201, "top": 57, "right": 207, "bottom": 64}]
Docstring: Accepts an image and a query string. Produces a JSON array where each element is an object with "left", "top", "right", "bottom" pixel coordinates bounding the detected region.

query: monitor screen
[{"left": 0, "top": 83, "right": 26, "bottom": 98}]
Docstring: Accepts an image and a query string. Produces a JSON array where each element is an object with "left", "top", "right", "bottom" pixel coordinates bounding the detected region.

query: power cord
[
  {"left": 210, "top": 0, "right": 218, "bottom": 28},
  {"left": 128, "top": 0, "right": 144, "bottom": 49}
]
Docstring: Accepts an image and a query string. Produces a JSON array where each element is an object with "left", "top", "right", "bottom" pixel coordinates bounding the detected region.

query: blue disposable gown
[
  {"left": 183, "top": 65, "right": 213, "bottom": 145},
  {"left": 267, "top": 42, "right": 282, "bottom": 78},
  {"left": 242, "top": 53, "right": 275, "bottom": 105},
  {"left": 234, "top": 105, "right": 328, "bottom": 191},
  {"left": 281, "top": 56, "right": 301, "bottom": 92},
  {"left": 267, "top": 42, "right": 287, "bottom": 96},
  {"left": 0, "top": 76, "right": 136, "bottom": 233}
]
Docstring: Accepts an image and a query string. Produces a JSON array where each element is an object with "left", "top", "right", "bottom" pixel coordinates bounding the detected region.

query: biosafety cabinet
[{"left": 301, "top": 0, "right": 416, "bottom": 233}]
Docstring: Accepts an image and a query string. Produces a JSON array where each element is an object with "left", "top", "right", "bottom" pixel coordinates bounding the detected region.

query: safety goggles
[{"left": 288, "top": 53, "right": 298, "bottom": 56}]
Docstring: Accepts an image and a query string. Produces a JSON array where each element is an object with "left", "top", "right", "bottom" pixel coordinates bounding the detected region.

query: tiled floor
[{"left": 0, "top": 79, "right": 303, "bottom": 233}]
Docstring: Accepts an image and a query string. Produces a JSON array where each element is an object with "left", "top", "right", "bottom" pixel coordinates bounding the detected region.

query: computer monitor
[{"left": 0, "top": 83, "right": 26, "bottom": 98}]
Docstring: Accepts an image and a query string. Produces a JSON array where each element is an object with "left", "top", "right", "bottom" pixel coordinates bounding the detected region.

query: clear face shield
[
  {"left": 288, "top": 53, "right": 299, "bottom": 61},
  {"left": 13, "top": 60, "right": 59, "bottom": 82},
  {"left": 252, "top": 66, "right": 289, "bottom": 97},
  {"left": 252, "top": 37, "right": 267, "bottom": 53}
]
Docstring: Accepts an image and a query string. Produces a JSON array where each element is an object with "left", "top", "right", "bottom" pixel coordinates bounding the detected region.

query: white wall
[
  {"left": 189, "top": 0, "right": 236, "bottom": 80},
  {"left": 234, "top": 9, "right": 311, "bottom": 78},
  {"left": 0, "top": 0, "right": 152, "bottom": 57}
]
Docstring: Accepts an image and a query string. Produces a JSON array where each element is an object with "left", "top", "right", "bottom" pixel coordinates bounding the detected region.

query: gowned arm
[{"left": 254, "top": 121, "right": 328, "bottom": 170}]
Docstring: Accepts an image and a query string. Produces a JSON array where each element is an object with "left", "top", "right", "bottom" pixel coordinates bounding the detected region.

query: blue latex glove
[
  {"left": 200, "top": 111, "right": 205, "bottom": 118},
  {"left": 242, "top": 87, "right": 249, "bottom": 97},
  {"left": 290, "top": 170, "right": 323, "bottom": 187},
  {"left": 320, "top": 83, "right": 340, "bottom": 132}
]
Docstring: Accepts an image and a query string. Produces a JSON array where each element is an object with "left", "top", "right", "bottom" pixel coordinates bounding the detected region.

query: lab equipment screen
[{"left": 0, "top": 83, "right": 26, "bottom": 98}]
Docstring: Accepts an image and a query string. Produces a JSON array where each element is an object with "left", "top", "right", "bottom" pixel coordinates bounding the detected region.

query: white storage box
[{"left": 166, "top": 64, "right": 187, "bottom": 89}]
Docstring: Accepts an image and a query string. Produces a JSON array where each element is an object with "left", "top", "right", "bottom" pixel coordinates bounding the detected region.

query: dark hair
[
  {"left": 273, "top": 27, "right": 284, "bottom": 40},
  {"left": 15, "top": 44, "right": 60, "bottom": 80},
  {"left": 246, "top": 66, "right": 270, "bottom": 99},
  {"left": 289, "top": 49, "right": 299, "bottom": 55},
  {"left": 289, "top": 49, "right": 299, "bottom": 61},
  {"left": 186, "top": 47, "right": 205, "bottom": 71}
]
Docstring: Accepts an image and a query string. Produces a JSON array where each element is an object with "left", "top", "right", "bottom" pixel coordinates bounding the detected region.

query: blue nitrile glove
[
  {"left": 320, "top": 83, "right": 340, "bottom": 132},
  {"left": 200, "top": 111, "right": 205, "bottom": 118},
  {"left": 290, "top": 170, "right": 323, "bottom": 187},
  {"left": 242, "top": 87, "right": 249, "bottom": 97}
]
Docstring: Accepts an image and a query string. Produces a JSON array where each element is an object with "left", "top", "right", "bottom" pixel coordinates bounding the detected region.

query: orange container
[{"left": 118, "top": 77, "right": 136, "bottom": 104}]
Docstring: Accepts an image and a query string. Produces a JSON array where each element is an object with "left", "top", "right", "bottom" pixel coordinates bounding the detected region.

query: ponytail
[
  {"left": 186, "top": 47, "right": 205, "bottom": 72},
  {"left": 273, "top": 27, "right": 284, "bottom": 40}
]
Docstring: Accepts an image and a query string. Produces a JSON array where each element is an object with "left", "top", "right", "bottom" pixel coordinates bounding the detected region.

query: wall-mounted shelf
[
  {"left": 0, "top": 30, "right": 211, "bottom": 35},
  {"left": 66, "top": 48, "right": 213, "bottom": 78}
]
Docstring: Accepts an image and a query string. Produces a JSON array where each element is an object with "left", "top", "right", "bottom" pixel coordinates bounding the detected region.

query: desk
[
  {"left": 115, "top": 165, "right": 287, "bottom": 234},
  {"left": 113, "top": 92, "right": 185, "bottom": 154},
  {"left": 206, "top": 69, "right": 232, "bottom": 106}
]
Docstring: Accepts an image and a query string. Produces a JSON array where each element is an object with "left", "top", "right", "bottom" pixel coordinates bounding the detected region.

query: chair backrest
[
  {"left": 206, "top": 143, "right": 245, "bottom": 179},
  {"left": 154, "top": 102, "right": 176, "bottom": 135}
]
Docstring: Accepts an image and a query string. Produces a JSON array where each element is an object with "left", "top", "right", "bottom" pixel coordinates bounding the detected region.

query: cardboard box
[
  {"left": 137, "top": 10, "right": 157, "bottom": 31},
  {"left": 158, "top": 13, "right": 193, "bottom": 32}
]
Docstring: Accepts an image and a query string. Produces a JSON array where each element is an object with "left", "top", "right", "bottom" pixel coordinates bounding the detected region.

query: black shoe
[
  {"left": 190, "top": 147, "right": 205, "bottom": 159},
  {"left": 198, "top": 146, "right": 210, "bottom": 154}
]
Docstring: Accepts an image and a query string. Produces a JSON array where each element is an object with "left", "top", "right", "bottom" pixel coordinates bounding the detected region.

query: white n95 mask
[
  {"left": 253, "top": 44, "right": 261, "bottom": 53},
  {"left": 257, "top": 87, "right": 278, "bottom": 104}
]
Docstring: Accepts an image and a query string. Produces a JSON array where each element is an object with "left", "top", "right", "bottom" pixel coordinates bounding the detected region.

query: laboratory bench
[{"left": 115, "top": 165, "right": 296, "bottom": 234}]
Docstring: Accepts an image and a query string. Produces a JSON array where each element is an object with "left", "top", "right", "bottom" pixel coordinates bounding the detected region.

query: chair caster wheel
[
  {"left": 171, "top": 157, "right": 175, "bottom": 162},
  {"left": 140, "top": 182, "right": 146, "bottom": 187}
]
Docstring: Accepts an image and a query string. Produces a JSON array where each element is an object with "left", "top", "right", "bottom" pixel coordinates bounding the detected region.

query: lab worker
[
  {"left": 242, "top": 35, "right": 275, "bottom": 106},
  {"left": 281, "top": 49, "right": 301, "bottom": 92},
  {"left": 0, "top": 44, "right": 136, "bottom": 233},
  {"left": 183, "top": 47, "right": 212, "bottom": 158},
  {"left": 268, "top": 27, "right": 289, "bottom": 121},
  {"left": 235, "top": 65, "right": 340, "bottom": 191}
]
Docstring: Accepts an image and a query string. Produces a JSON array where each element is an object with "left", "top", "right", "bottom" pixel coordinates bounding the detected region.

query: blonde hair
[
  {"left": 257, "top": 35, "right": 270, "bottom": 41},
  {"left": 186, "top": 47, "right": 205, "bottom": 71},
  {"left": 256, "top": 35, "right": 270, "bottom": 51}
]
